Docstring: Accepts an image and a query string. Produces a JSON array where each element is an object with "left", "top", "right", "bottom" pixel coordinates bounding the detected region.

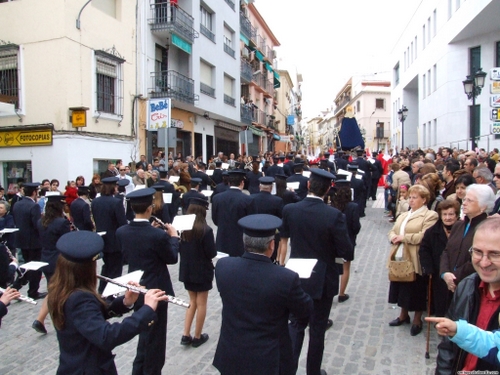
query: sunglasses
[
  {"left": 494, "top": 174, "right": 500, "bottom": 179},
  {"left": 120, "top": 169, "right": 126, "bottom": 171}
]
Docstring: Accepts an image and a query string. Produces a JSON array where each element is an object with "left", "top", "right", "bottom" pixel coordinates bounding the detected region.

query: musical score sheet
[{"left": 285, "top": 259, "right": 318, "bottom": 279}]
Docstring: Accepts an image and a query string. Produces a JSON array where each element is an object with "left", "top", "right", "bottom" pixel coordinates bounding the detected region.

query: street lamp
[
  {"left": 397, "top": 105, "right": 408, "bottom": 151},
  {"left": 462, "top": 68, "right": 487, "bottom": 150}
]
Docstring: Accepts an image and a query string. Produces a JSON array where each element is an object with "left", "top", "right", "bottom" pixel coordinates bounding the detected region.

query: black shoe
[
  {"left": 338, "top": 294, "right": 349, "bottom": 303},
  {"left": 326, "top": 319, "right": 333, "bottom": 331},
  {"left": 191, "top": 333, "right": 209, "bottom": 348},
  {"left": 28, "top": 292, "right": 48, "bottom": 301},
  {"left": 388, "top": 316, "right": 410, "bottom": 326},
  {"left": 410, "top": 324, "right": 423, "bottom": 336},
  {"left": 32, "top": 320, "right": 47, "bottom": 334},
  {"left": 320, "top": 370, "right": 327, "bottom": 375},
  {"left": 180, "top": 335, "right": 192, "bottom": 345}
]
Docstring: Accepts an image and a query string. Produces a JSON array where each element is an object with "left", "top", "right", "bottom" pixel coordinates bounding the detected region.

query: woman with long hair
[
  {"left": 331, "top": 180, "right": 361, "bottom": 302},
  {"left": 151, "top": 185, "right": 172, "bottom": 224},
  {"left": 48, "top": 231, "right": 167, "bottom": 375},
  {"left": 179, "top": 198, "right": 216, "bottom": 348},
  {"left": 32, "top": 195, "right": 71, "bottom": 334},
  {"left": 88, "top": 174, "right": 102, "bottom": 200}
]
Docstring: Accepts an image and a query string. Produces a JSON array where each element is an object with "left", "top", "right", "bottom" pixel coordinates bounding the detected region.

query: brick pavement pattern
[{"left": 0, "top": 189, "right": 440, "bottom": 374}]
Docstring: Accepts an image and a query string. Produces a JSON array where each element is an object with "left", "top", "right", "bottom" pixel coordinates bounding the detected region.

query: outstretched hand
[{"left": 425, "top": 317, "right": 457, "bottom": 337}]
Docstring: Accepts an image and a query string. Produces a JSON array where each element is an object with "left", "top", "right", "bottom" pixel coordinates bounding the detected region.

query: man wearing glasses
[
  {"left": 435, "top": 218, "right": 500, "bottom": 374},
  {"left": 118, "top": 165, "right": 134, "bottom": 194}
]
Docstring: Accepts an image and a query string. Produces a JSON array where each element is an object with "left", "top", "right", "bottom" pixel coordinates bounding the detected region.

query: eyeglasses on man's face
[{"left": 469, "top": 247, "right": 500, "bottom": 263}]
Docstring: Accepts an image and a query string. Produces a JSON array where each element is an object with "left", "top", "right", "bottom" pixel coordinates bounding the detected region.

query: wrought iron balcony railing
[
  {"left": 149, "top": 2, "right": 199, "bottom": 43},
  {"left": 240, "top": 59, "right": 252, "bottom": 83},
  {"left": 239, "top": 12, "right": 252, "bottom": 40},
  {"left": 150, "top": 70, "right": 198, "bottom": 104},
  {"left": 224, "top": 94, "right": 235, "bottom": 106},
  {"left": 200, "top": 24, "right": 215, "bottom": 42},
  {"left": 200, "top": 82, "right": 215, "bottom": 97},
  {"left": 224, "top": 0, "right": 235, "bottom": 10},
  {"left": 240, "top": 105, "right": 252, "bottom": 125}
]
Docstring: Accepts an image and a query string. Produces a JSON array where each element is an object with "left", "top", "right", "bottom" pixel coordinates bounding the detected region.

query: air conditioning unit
[
  {"left": 242, "top": 48, "right": 249, "bottom": 59},
  {"left": 272, "top": 50, "right": 277, "bottom": 59},
  {"left": 243, "top": 7, "right": 249, "bottom": 17}
]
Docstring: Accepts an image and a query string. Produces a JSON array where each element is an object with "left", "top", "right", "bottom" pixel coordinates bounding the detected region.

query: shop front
[{"left": 215, "top": 122, "right": 241, "bottom": 157}]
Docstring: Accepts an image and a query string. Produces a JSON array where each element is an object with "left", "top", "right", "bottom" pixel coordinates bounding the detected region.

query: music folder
[
  {"left": 20, "top": 261, "right": 49, "bottom": 271},
  {"left": 163, "top": 193, "right": 172, "bottom": 204},
  {"left": 285, "top": 259, "right": 318, "bottom": 278},
  {"left": 172, "top": 214, "right": 196, "bottom": 232}
]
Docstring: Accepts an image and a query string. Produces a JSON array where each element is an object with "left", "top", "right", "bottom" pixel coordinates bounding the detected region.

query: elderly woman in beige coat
[{"left": 387, "top": 184, "right": 438, "bottom": 336}]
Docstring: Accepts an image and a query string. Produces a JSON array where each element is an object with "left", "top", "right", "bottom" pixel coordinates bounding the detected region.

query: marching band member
[{"left": 48, "top": 230, "right": 167, "bottom": 375}]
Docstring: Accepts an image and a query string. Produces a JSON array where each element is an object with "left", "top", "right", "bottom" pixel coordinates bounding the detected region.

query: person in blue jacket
[
  {"left": 48, "top": 230, "right": 168, "bottom": 375},
  {"left": 426, "top": 316, "right": 500, "bottom": 367}
]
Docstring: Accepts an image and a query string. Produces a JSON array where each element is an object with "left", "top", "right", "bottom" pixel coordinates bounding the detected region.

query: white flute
[
  {"left": 97, "top": 275, "right": 190, "bottom": 308},
  {"left": 0, "top": 287, "right": 37, "bottom": 305}
]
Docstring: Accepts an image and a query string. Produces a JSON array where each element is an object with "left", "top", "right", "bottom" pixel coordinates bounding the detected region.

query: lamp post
[
  {"left": 397, "top": 105, "right": 408, "bottom": 151},
  {"left": 462, "top": 68, "right": 487, "bottom": 150}
]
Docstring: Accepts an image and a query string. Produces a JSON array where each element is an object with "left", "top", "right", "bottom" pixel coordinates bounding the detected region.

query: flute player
[{"left": 48, "top": 230, "right": 168, "bottom": 375}]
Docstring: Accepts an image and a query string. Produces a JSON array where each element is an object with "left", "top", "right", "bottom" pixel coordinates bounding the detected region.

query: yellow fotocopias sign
[{"left": 0, "top": 128, "right": 53, "bottom": 148}]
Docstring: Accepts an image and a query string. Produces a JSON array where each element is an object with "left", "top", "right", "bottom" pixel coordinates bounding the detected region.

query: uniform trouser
[
  {"left": 132, "top": 301, "right": 167, "bottom": 375},
  {"left": 289, "top": 279, "right": 335, "bottom": 375},
  {"left": 98, "top": 252, "right": 123, "bottom": 294},
  {"left": 15, "top": 248, "right": 42, "bottom": 297},
  {"left": 370, "top": 179, "right": 379, "bottom": 199}
]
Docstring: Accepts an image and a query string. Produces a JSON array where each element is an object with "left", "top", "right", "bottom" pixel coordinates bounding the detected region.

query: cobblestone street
[{"left": 0, "top": 189, "right": 440, "bottom": 375}]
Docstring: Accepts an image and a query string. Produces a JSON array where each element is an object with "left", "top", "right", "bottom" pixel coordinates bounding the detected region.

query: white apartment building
[
  {"left": 391, "top": 0, "right": 500, "bottom": 151},
  {"left": 137, "top": 0, "right": 243, "bottom": 161}
]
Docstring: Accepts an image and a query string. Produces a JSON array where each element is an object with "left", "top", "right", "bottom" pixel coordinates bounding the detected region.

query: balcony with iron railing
[
  {"left": 256, "top": 34, "right": 266, "bottom": 55},
  {"left": 200, "top": 82, "right": 215, "bottom": 98},
  {"left": 223, "top": 38, "right": 235, "bottom": 58},
  {"left": 200, "top": 24, "right": 215, "bottom": 42},
  {"left": 240, "top": 59, "right": 252, "bottom": 83},
  {"left": 149, "top": 2, "right": 199, "bottom": 43},
  {"left": 224, "top": 94, "right": 235, "bottom": 107},
  {"left": 224, "top": 0, "right": 235, "bottom": 11},
  {"left": 239, "top": 12, "right": 252, "bottom": 40},
  {"left": 334, "top": 96, "right": 351, "bottom": 114},
  {"left": 150, "top": 70, "right": 198, "bottom": 104},
  {"left": 240, "top": 105, "right": 252, "bottom": 125}
]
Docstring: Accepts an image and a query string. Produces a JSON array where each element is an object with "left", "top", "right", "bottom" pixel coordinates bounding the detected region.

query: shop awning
[
  {"left": 273, "top": 71, "right": 281, "bottom": 88},
  {"left": 250, "top": 126, "right": 264, "bottom": 137},
  {"left": 254, "top": 50, "right": 264, "bottom": 62},
  {"left": 240, "top": 34, "right": 250, "bottom": 46}
]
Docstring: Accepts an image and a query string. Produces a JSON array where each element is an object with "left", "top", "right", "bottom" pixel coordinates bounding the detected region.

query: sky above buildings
[{"left": 256, "top": 0, "right": 423, "bottom": 118}]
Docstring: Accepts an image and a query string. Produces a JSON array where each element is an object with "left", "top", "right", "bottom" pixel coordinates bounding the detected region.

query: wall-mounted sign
[
  {"left": 491, "top": 95, "right": 500, "bottom": 108},
  {"left": 147, "top": 98, "right": 171, "bottom": 130},
  {"left": 287, "top": 115, "right": 295, "bottom": 126},
  {"left": 69, "top": 106, "right": 89, "bottom": 128},
  {"left": 171, "top": 119, "right": 184, "bottom": 129},
  {"left": 0, "top": 127, "right": 53, "bottom": 148},
  {"left": 492, "top": 81, "right": 500, "bottom": 94},
  {"left": 491, "top": 122, "right": 500, "bottom": 134},
  {"left": 492, "top": 109, "right": 500, "bottom": 121},
  {"left": 491, "top": 68, "right": 500, "bottom": 81}
]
